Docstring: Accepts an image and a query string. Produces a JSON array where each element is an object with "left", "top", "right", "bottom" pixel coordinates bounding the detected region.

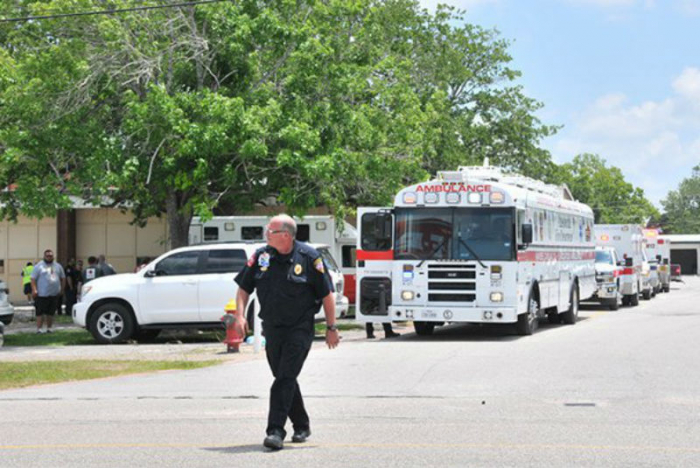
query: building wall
[{"left": 1, "top": 210, "right": 168, "bottom": 304}]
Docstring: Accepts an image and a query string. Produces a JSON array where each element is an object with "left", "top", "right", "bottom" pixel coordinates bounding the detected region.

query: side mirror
[
  {"left": 144, "top": 270, "right": 162, "bottom": 278},
  {"left": 521, "top": 224, "right": 533, "bottom": 245},
  {"left": 625, "top": 257, "right": 634, "bottom": 267}
]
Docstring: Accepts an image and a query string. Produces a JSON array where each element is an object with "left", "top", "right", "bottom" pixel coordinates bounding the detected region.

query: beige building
[{"left": 0, "top": 209, "right": 168, "bottom": 304}]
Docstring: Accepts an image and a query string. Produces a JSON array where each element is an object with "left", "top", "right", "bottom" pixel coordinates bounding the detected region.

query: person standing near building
[
  {"left": 97, "top": 254, "right": 116, "bottom": 276},
  {"left": 81, "top": 256, "right": 102, "bottom": 288},
  {"left": 63, "top": 258, "right": 81, "bottom": 316},
  {"left": 234, "top": 214, "right": 339, "bottom": 451},
  {"left": 30, "top": 250, "right": 65, "bottom": 333},
  {"left": 21, "top": 262, "right": 34, "bottom": 304}
]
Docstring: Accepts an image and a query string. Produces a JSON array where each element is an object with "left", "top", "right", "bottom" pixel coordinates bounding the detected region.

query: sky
[{"left": 418, "top": 0, "right": 700, "bottom": 207}]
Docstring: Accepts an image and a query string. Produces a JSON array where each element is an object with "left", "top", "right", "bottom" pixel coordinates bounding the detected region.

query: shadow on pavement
[{"left": 203, "top": 443, "right": 316, "bottom": 454}]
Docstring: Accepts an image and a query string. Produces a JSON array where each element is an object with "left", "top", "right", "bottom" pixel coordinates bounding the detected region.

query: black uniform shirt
[{"left": 235, "top": 241, "right": 334, "bottom": 328}]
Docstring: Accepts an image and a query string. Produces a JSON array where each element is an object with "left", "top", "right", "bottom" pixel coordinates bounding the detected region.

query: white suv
[
  {"left": 74, "top": 242, "right": 347, "bottom": 344},
  {"left": 0, "top": 279, "right": 14, "bottom": 327}
]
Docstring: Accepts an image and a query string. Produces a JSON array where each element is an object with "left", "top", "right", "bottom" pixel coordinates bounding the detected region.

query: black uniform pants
[
  {"left": 366, "top": 322, "right": 394, "bottom": 337},
  {"left": 264, "top": 325, "right": 314, "bottom": 437}
]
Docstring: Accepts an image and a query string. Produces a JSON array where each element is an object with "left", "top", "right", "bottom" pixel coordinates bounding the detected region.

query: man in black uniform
[{"left": 234, "top": 214, "right": 339, "bottom": 451}]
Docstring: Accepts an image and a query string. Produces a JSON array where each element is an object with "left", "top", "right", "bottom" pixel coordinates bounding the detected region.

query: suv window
[
  {"left": 204, "top": 249, "right": 248, "bottom": 273},
  {"left": 318, "top": 248, "right": 339, "bottom": 272},
  {"left": 156, "top": 251, "right": 201, "bottom": 276}
]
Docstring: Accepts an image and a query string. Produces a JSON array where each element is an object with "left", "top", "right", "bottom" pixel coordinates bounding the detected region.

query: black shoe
[
  {"left": 263, "top": 433, "right": 284, "bottom": 450},
  {"left": 291, "top": 429, "right": 311, "bottom": 443},
  {"left": 366, "top": 334, "right": 376, "bottom": 339},
  {"left": 385, "top": 332, "right": 401, "bottom": 338}
]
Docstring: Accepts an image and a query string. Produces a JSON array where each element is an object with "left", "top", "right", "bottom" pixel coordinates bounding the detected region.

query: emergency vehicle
[
  {"left": 592, "top": 246, "right": 622, "bottom": 310},
  {"left": 643, "top": 229, "right": 670, "bottom": 293},
  {"left": 356, "top": 162, "right": 596, "bottom": 336},
  {"left": 594, "top": 224, "right": 652, "bottom": 304},
  {"left": 189, "top": 215, "right": 358, "bottom": 304}
]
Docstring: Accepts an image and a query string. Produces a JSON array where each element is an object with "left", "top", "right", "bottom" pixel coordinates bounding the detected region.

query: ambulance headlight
[
  {"left": 468, "top": 193, "right": 482, "bottom": 204},
  {"left": 424, "top": 192, "right": 439, "bottom": 204},
  {"left": 401, "top": 290, "right": 415, "bottom": 301},
  {"left": 402, "top": 192, "right": 417, "bottom": 204},
  {"left": 490, "top": 292, "right": 504, "bottom": 303},
  {"left": 489, "top": 192, "right": 505, "bottom": 204}
]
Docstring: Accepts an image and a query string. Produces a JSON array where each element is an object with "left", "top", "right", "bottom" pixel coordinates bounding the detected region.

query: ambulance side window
[
  {"left": 296, "top": 224, "right": 310, "bottom": 242},
  {"left": 361, "top": 213, "right": 392, "bottom": 251}
]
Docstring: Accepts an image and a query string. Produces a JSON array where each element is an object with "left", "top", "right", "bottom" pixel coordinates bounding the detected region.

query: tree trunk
[{"left": 166, "top": 192, "right": 192, "bottom": 249}]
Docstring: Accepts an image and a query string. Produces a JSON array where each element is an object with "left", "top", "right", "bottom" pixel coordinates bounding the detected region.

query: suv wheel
[{"left": 89, "top": 303, "right": 135, "bottom": 344}]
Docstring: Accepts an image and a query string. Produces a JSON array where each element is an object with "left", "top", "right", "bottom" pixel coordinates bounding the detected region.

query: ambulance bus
[{"left": 356, "top": 163, "right": 597, "bottom": 336}]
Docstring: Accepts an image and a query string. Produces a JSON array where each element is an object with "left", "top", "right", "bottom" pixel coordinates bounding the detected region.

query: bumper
[
  {"left": 0, "top": 304, "right": 14, "bottom": 325},
  {"left": 373, "top": 305, "right": 519, "bottom": 324},
  {"left": 593, "top": 282, "right": 618, "bottom": 300},
  {"left": 73, "top": 301, "right": 90, "bottom": 327}
]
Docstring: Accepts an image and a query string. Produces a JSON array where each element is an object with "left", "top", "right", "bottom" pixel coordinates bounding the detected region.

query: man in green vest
[{"left": 21, "top": 262, "right": 34, "bottom": 304}]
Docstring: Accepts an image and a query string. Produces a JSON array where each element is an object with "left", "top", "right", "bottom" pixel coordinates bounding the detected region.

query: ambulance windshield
[{"left": 394, "top": 208, "right": 514, "bottom": 261}]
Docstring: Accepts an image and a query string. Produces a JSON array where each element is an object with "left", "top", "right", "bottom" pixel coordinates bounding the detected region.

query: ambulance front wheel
[
  {"left": 414, "top": 321, "right": 435, "bottom": 336},
  {"left": 516, "top": 295, "right": 539, "bottom": 336}
]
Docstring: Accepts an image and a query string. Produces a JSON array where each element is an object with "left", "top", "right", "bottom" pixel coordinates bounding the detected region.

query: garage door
[{"left": 671, "top": 249, "right": 698, "bottom": 275}]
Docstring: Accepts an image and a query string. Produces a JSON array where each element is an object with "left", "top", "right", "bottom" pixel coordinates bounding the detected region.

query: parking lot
[{"left": 1, "top": 278, "right": 699, "bottom": 467}]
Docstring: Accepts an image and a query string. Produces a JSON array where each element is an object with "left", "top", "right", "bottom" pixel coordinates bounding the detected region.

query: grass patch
[
  {"left": 314, "top": 321, "right": 364, "bottom": 334},
  {"left": 4, "top": 328, "right": 96, "bottom": 347},
  {"left": 0, "top": 360, "right": 221, "bottom": 390}
]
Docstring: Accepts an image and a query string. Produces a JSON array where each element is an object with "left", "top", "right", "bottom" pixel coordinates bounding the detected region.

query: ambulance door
[
  {"left": 189, "top": 224, "right": 203, "bottom": 245},
  {"left": 356, "top": 208, "right": 393, "bottom": 322}
]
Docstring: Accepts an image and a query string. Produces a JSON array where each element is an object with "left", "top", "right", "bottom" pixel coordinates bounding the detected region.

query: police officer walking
[{"left": 234, "top": 214, "right": 339, "bottom": 451}]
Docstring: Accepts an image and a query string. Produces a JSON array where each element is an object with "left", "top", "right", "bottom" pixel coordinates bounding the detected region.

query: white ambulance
[
  {"left": 189, "top": 215, "right": 358, "bottom": 305},
  {"left": 642, "top": 229, "right": 668, "bottom": 294},
  {"left": 656, "top": 235, "right": 671, "bottom": 292},
  {"left": 594, "top": 224, "right": 653, "bottom": 304},
  {"left": 356, "top": 162, "right": 596, "bottom": 336}
]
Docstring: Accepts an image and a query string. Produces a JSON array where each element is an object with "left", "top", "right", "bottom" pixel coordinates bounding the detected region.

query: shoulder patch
[
  {"left": 314, "top": 258, "right": 325, "bottom": 273},
  {"left": 246, "top": 253, "right": 257, "bottom": 267}
]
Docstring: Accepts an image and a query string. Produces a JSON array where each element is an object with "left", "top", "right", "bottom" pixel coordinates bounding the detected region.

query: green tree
[
  {"left": 661, "top": 165, "right": 700, "bottom": 234},
  {"left": 555, "top": 154, "right": 659, "bottom": 224},
  {"left": 0, "top": 0, "right": 560, "bottom": 247}
]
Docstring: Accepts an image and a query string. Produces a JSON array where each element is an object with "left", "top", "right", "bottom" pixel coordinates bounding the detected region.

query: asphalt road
[{"left": 2, "top": 278, "right": 700, "bottom": 467}]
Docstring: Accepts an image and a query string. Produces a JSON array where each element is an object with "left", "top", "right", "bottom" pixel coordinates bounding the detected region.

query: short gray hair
[{"left": 273, "top": 214, "right": 297, "bottom": 237}]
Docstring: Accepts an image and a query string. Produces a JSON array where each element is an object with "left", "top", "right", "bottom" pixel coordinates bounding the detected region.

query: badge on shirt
[
  {"left": 294, "top": 264, "right": 302, "bottom": 275},
  {"left": 314, "top": 258, "right": 325, "bottom": 273},
  {"left": 258, "top": 252, "right": 270, "bottom": 271}
]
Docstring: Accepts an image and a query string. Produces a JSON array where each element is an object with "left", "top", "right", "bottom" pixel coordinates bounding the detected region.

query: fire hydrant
[{"left": 221, "top": 299, "right": 244, "bottom": 353}]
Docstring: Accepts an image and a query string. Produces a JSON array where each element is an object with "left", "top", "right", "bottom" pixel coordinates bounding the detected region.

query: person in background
[
  {"left": 21, "top": 262, "right": 34, "bottom": 304},
  {"left": 81, "top": 256, "right": 102, "bottom": 289},
  {"left": 366, "top": 322, "right": 400, "bottom": 339},
  {"left": 98, "top": 254, "right": 116, "bottom": 276},
  {"left": 63, "top": 258, "right": 81, "bottom": 316},
  {"left": 30, "top": 250, "right": 65, "bottom": 334}
]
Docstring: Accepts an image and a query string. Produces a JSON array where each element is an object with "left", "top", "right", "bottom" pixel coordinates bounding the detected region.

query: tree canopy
[
  {"left": 553, "top": 154, "right": 659, "bottom": 224},
  {"left": 0, "top": 0, "right": 561, "bottom": 246},
  {"left": 660, "top": 165, "right": 700, "bottom": 234}
]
